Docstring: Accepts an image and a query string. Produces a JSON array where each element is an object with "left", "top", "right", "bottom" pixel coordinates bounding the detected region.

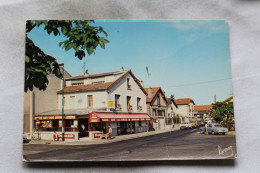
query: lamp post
[{"left": 59, "top": 63, "right": 65, "bottom": 141}]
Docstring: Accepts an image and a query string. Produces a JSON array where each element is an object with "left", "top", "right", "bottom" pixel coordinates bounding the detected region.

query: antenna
[
  {"left": 146, "top": 66, "right": 151, "bottom": 78},
  {"left": 82, "top": 60, "right": 88, "bottom": 75}
]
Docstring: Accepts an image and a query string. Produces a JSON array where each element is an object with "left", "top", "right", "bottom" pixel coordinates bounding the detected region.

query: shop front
[
  {"left": 88, "top": 112, "right": 152, "bottom": 139},
  {"left": 33, "top": 115, "right": 79, "bottom": 140}
]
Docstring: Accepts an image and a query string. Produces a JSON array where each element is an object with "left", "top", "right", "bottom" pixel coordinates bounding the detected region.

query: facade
[
  {"left": 33, "top": 67, "right": 151, "bottom": 140},
  {"left": 166, "top": 98, "right": 178, "bottom": 125},
  {"left": 174, "top": 98, "right": 196, "bottom": 123},
  {"left": 24, "top": 68, "right": 71, "bottom": 139},
  {"left": 193, "top": 105, "right": 213, "bottom": 122},
  {"left": 144, "top": 87, "right": 169, "bottom": 130}
]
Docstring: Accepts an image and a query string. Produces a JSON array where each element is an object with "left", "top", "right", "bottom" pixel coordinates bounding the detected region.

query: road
[{"left": 23, "top": 128, "right": 237, "bottom": 161}]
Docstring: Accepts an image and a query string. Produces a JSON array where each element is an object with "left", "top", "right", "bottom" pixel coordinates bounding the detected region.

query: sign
[
  {"left": 94, "top": 133, "right": 102, "bottom": 138},
  {"left": 108, "top": 100, "right": 114, "bottom": 108},
  {"left": 57, "top": 134, "right": 75, "bottom": 139},
  {"left": 33, "top": 115, "right": 76, "bottom": 120},
  {"left": 59, "top": 120, "right": 62, "bottom": 128}
]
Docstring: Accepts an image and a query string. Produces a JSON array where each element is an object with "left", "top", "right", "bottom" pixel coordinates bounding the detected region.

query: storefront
[
  {"left": 88, "top": 112, "right": 152, "bottom": 139},
  {"left": 33, "top": 115, "right": 80, "bottom": 140}
]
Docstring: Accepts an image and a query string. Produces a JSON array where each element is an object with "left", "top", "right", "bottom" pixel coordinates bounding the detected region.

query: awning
[{"left": 89, "top": 112, "right": 152, "bottom": 123}]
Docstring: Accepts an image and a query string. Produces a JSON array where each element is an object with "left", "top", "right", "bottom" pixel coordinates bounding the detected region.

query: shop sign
[
  {"left": 57, "top": 134, "right": 75, "bottom": 139},
  {"left": 102, "top": 118, "right": 108, "bottom": 122},
  {"left": 65, "top": 116, "right": 76, "bottom": 119},
  {"left": 34, "top": 116, "right": 42, "bottom": 120},
  {"left": 94, "top": 133, "right": 102, "bottom": 138},
  {"left": 59, "top": 120, "right": 62, "bottom": 128},
  {"left": 108, "top": 100, "right": 114, "bottom": 108},
  {"left": 55, "top": 116, "right": 62, "bottom": 119}
]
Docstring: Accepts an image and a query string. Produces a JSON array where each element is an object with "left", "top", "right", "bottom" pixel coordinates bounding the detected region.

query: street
[{"left": 23, "top": 128, "right": 237, "bottom": 161}]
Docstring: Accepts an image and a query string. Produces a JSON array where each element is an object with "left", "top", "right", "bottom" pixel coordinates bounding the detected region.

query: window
[
  {"left": 71, "top": 80, "right": 84, "bottom": 86},
  {"left": 137, "top": 97, "right": 141, "bottom": 110},
  {"left": 88, "top": 95, "right": 93, "bottom": 107},
  {"left": 139, "top": 121, "right": 142, "bottom": 126},
  {"left": 157, "top": 95, "right": 160, "bottom": 105},
  {"left": 127, "top": 96, "right": 132, "bottom": 110},
  {"left": 127, "top": 78, "right": 131, "bottom": 89},
  {"left": 115, "top": 95, "right": 120, "bottom": 108},
  {"left": 153, "top": 109, "right": 156, "bottom": 116}
]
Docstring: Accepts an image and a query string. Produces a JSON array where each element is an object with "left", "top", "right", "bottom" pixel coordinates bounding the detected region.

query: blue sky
[{"left": 27, "top": 20, "right": 232, "bottom": 105}]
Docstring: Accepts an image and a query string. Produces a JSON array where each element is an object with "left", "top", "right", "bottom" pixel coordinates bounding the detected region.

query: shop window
[
  {"left": 88, "top": 95, "right": 93, "bottom": 107},
  {"left": 139, "top": 121, "right": 142, "bottom": 126}
]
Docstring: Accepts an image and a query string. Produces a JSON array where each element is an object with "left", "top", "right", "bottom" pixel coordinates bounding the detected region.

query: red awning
[{"left": 89, "top": 112, "right": 151, "bottom": 123}]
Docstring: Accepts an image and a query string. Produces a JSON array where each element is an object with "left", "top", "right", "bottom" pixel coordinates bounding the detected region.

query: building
[
  {"left": 144, "top": 87, "right": 169, "bottom": 130},
  {"left": 166, "top": 97, "right": 178, "bottom": 125},
  {"left": 174, "top": 98, "right": 196, "bottom": 123},
  {"left": 193, "top": 105, "right": 213, "bottom": 122},
  {"left": 24, "top": 68, "right": 71, "bottom": 139},
  {"left": 33, "top": 67, "right": 151, "bottom": 140}
]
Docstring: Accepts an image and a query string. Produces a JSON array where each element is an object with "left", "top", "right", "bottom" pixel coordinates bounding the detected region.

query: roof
[
  {"left": 167, "top": 98, "right": 178, "bottom": 108},
  {"left": 223, "top": 96, "right": 233, "bottom": 103},
  {"left": 175, "top": 98, "right": 195, "bottom": 105},
  {"left": 58, "top": 70, "right": 147, "bottom": 95},
  {"left": 194, "top": 105, "right": 212, "bottom": 111},
  {"left": 144, "top": 87, "right": 169, "bottom": 104},
  {"left": 65, "top": 71, "right": 123, "bottom": 81},
  {"left": 57, "top": 82, "right": 114, "bottom": 93}
]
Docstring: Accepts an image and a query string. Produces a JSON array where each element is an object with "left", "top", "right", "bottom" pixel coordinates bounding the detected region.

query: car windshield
[{"left": 214, "top": 124, "right": 223, "bottom": 127}]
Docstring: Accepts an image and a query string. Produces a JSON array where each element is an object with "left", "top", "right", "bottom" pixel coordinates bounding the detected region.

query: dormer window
[{"left": 127, "top": 78, "right": 131, "bottom": 89}]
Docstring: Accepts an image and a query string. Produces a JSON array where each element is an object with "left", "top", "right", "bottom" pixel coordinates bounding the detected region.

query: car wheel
[
  {"left": 222, "top": 133, "right": 226, "bottom": 135},
  {"left": 212, "top": 131, "right": 215, "bottom": 135}
]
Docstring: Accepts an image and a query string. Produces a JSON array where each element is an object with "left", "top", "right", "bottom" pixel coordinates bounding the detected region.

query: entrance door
[{"left": 78, "top": 118, "right": 88, "bottom": 137}]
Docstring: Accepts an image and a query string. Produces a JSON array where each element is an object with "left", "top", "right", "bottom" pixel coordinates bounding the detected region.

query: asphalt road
[{"left": 23, "top": 128, "right": 237, "bottom": 161}]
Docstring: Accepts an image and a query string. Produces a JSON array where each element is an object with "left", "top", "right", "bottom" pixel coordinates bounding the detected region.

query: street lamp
[{"left": 59, "top": 63, "right": 65, "bottom": 141}]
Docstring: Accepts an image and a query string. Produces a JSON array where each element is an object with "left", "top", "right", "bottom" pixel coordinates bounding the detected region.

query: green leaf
[
  {"left": 25, "top": 56, "right": 30, "bottom": 63},
  {"left": 86, "top": 47, "right": 94, "bottom": 55}
]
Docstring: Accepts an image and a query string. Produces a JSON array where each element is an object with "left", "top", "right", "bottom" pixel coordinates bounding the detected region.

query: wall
[{"left": 108, "top": 73, "right": 147, "bottom": 113}]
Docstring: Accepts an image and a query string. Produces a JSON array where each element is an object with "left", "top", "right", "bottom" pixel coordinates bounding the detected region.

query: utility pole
[{"left": 59, "top": 63, "right": 65, "bottom": 141}]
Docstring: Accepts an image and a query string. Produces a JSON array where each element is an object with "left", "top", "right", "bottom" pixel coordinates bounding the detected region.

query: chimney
[
  {"left": 148, "top": 86, "right": 153, "bottom": 98},
  {"left": 140, "top": 80, "right": 144, "bottom": 87},
  {"left": 121, "top": 66, "right": 124, "bottom": 71},
  {"left": 84, "top": 70, "right": 89, "bottom": 76}
]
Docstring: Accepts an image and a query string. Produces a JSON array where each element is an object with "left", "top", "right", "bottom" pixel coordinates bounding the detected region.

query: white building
[
  {"left": 34, "top": 67, "right": 150, "bottom": 140},
  {"left": 166, "top": 97, "right": 178, "bottom": 125},
  {"left": 174, "top": 98, "right": 196, "bottom": 123}
]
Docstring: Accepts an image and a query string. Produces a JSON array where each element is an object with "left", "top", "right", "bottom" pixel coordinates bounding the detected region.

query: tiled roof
[
  {"left": 175, "top": 98, "right": 195, "bottom": 105},
  {"left": 144, "top": 87, "right": 169, "bottom": 104},
  {"left": 58, "top": 70, "right": 147, "bottom": 95},
  {"left": 57, "top": 82, "right": 114, "bottom": 93},
  {"left": 194, "top": 105, "right": 212, "bottom": 111},
  {"left": 65, "top": 71, "right": 123, "bottom": 81},
  {"left": 223, "top": 96, "right": 233, "bottom": 103}
]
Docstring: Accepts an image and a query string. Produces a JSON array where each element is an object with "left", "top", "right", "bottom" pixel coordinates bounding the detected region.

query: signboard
[
  {"left": 57, "top": 134, "right": 75, "bottom": 139},
  {"left": 108, "top": 100, "right": 114, "bottom": 108},
  {"left": 33, "top": 115, "right": 76, "bottom": 120},
  {"left": 101, "top": 118, "right": 149, "bottom": 122},
  {"left": 94, "top": 133, "right": 102, "bottom": 138}
]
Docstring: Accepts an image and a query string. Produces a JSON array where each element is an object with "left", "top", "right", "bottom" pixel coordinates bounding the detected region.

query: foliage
[
  {"left": 25, "top": 20, "right": 109, "bottom": 92},
  {"left": 210, "top": 101, "right": 234, "bottom": 122}
]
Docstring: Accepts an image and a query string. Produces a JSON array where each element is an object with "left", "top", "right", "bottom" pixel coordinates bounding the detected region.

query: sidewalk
[{"left": 28, "top": 125, "right": 180, "bottom": 146}]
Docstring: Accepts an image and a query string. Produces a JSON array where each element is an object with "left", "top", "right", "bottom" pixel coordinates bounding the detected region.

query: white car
[{"left": 180, "top": 122, "right": 192, "bottom": 129}]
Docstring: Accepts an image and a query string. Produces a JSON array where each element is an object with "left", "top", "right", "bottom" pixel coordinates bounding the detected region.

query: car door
[{"left": 208, "top": 124, "right": 212, "bottom": 133}]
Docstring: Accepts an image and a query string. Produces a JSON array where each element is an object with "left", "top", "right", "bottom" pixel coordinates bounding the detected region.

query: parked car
[
  {"left": 180, "top": 122, "right": 192, "bottom": 129},
  {"left": 199, "top": 123, "right": 228, "bottom": 135}
]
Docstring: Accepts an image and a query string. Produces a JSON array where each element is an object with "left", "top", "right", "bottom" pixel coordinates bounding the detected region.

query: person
[
  {"left": 108, "top": 126, "right": 112, "bottom": 140},
  {"left": 205, "top": 123, "right": 208, "bottom": 135},
  {"left": 81, "top": 124, "right": 85, "bottom": 136},
  {"left": 170, "top": 123, "right": 175, "bottom": 134}
]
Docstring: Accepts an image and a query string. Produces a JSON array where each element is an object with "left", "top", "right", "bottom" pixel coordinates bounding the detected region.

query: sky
[{"left": 27, "top": 20, "right": 233, "bottom": 105}]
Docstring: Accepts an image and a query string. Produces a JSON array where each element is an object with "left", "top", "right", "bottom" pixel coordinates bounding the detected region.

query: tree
[
  {"left": 25, "top": 20, "right": 109, "bottom": 92},
  {"left": 210, "top": 101, "right": 234, "bottom": 122}
]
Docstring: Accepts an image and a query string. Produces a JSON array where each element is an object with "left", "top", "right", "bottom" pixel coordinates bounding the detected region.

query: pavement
[{"left": 28, "top": 125, "right": 180, "bottom": 146}]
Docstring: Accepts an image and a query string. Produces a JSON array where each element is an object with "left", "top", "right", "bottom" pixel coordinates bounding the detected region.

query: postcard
[{"left": 23, "top": 20, "right": 236, "bottom": 161}]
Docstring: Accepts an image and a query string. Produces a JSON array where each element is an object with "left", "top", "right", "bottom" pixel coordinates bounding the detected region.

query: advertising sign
[{"left": 108, "top": 100, "right": 114, "bottom": 108}]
